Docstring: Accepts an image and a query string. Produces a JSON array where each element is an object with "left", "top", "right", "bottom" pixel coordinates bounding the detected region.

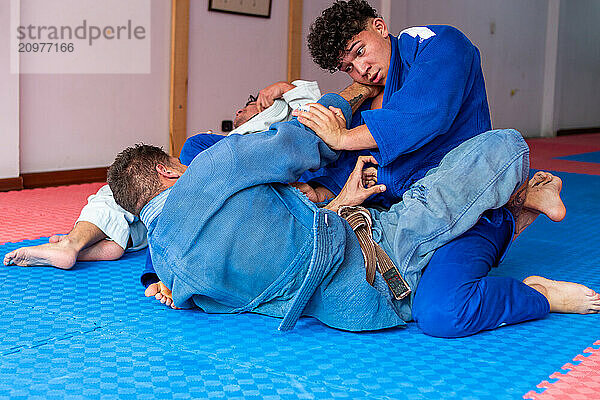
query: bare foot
[
  {"left": 48, "top": 234, "right": 65, "bottom": 244},
  {"left": 524, "top": 172, "right": 566, "bottom": 222},
  {"left": 77, "top": 240, "right": 124, "bottom": 262},
  {"left": 3, "top": 241, "right": 78, "bottom": 269},
  {"left": 145, "top": 281, "right": 179, "bottom": 309},
  {"left": 524, "top": 275, "right": 600, "bottom": 314}
]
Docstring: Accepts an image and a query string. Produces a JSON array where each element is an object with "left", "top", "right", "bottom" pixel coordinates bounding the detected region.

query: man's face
[
  {"left": 234, "top": 100, "right": 260, "bottom": 128},
  {"left": 339, "top": 18, "right": 391, "bottom": 86}
]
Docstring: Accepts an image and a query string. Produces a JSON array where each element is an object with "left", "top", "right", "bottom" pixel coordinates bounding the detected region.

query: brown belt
[{"left": 337, "top": 206, "right": 411, "bottom": 300}]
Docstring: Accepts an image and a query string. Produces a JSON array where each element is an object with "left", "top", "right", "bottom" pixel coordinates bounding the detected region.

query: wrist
[
  {"left": 325, "top": 199, "right": 341, "bottom": 213},
  {"left": 336, "top": 128, "right": 350, "bottom": 150},
  {"left": 279, "top": 81, "right": 296, "bottom": 94}
]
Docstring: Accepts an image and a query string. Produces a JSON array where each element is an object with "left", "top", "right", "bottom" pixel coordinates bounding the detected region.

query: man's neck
[{"left": 139, "top": 187, "right": 172, "bottom": 229}]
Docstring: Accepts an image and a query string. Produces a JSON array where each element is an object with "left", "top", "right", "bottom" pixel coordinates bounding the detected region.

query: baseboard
[
  {"left": 556, "top": 127, "right": 600, "bottom": 136},
  {"left": 21, "top": 167, "right": 108, "bottom": 189},
  {"left": 0, "top": 177, "right": 24, "bottom": 192}
]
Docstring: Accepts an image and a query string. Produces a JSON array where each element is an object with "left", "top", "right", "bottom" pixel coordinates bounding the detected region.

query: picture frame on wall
[{"left": 208, "top": 0, "right": 272, "bottom": 18}]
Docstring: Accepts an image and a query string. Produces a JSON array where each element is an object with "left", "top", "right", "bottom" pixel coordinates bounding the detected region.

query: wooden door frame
[{"left": 168, "top": 0, "right": 303, "bottom": 155}]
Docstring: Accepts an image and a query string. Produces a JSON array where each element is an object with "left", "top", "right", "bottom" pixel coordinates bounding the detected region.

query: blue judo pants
[{"left": 411, "top": 208, "right": 550, "bottom": 338}]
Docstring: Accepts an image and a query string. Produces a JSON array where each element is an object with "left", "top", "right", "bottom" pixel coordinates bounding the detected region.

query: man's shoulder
[
  {"left": 396, "top": 25, "right": 474, "bottom": 58},
  {"left": 397, "top": 25, "right": 465, "bottom": 42}
]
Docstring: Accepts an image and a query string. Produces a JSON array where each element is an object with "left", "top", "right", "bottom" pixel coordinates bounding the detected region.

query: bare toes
[{"left": 531, "top": 172, "right": 549, "bottom": 186}]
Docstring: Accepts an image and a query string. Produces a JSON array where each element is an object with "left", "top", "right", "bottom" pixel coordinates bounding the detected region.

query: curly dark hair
[
  {"left": 308, "top": 0, "right": 379, "bottom": 73},
  {"left": 107, "top": 144, "right": 172, "bottom": 216}
]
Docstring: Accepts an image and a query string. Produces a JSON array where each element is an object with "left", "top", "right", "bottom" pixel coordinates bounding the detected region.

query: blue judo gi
[
  {"left": 139, "top": 93, "right": 549, "bottom": 335},
  {"left": 304, "top": 25, "right": 492, "bottom": 208}
]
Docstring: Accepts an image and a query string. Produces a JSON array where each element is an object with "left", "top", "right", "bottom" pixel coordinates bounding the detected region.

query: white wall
[
  {"left": 18, "top": 0, "right": 170, "bottom": 173},
  {"left": 10, "top": 0, "right": 600, "bottom": 176},
  {"left": 554, "top": 0, "right": 600, "bottom": 131},
  {"left": 300, "top": 0, "right": 355, "bottom": 96},
  {"left": 0, "top": 1, "right": 20, "bottom": 179},
  {"left": 389, "top": 0, "right": 550, "bottom": 137},
  {"left": 186, "top": 0, "right": 290, "bottom": 135}
]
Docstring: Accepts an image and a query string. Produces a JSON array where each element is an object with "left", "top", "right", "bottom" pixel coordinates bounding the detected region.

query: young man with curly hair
[
  {"left": 288, "top": 0, "right": 583, "bottom": 336},
  {"left": 299, "top": 0, "right": 491, "bottom": 209}
]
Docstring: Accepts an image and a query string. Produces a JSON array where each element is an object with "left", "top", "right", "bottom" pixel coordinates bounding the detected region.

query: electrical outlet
[
  {"left": 222, "top": 120, "right": 233, "bottom": 132},
  {"left": 209, "top": 0, "right": 271, "bottom": 18}
]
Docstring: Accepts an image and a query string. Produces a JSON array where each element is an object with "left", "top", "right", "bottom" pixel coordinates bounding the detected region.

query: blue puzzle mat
[
  {"left": 557, "top": 151, "right": 600, "bottom": 164},
  {"left": 1, "top": 171, "right": 599, "bottom": 399}
]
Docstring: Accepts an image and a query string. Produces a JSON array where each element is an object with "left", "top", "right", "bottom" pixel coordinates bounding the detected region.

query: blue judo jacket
[
  {"left": 304, "top": 25, "right": 492, "bottom": 208},
  {"left": 143, "top": 94, "right": 405, "bottom": 331}
]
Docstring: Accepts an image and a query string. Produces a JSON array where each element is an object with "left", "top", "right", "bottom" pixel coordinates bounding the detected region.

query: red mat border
[{"left": 527, "top": 133, "right": 600, "bottom": 175}]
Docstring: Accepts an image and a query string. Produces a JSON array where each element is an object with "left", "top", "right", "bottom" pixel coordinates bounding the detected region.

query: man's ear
[
  {"left": 371, "top": 17, "right": 389, "bottom": 38},
  {"left": 156, "top": 163, "right": 181, "bottom": 179}
]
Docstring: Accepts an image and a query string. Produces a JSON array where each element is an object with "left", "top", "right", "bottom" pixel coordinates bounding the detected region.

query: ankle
[
  {"left": 524, "top": 277, "right": 550, "bottom": 301},
  {"left": 58, "top": 235, "right": 86, "bottom": 252}
]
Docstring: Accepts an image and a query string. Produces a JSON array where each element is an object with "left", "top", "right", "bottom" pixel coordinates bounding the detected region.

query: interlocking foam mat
[
  {"left": 0, "top": 183, "right": 105, "bottom": 245},
  {"left": 557, "top": 151, "right": 600, "bottom": 164},
  {"left": 1, "top": 169, "right": 599, "bottom": 399},
  {"left": 526, "top": 133, "right": 600, "bottom": 176}
]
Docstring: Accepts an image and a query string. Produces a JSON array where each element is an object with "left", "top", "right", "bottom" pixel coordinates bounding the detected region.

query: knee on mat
[
  {"left": 414, "top": 306, "right": 471, "bottom": 338},
  {"left": 415, "top": 310, "right": 455, "bottom": 337},
  {"left": 104, "top": 241, "right": 126, "bottom": 261}
]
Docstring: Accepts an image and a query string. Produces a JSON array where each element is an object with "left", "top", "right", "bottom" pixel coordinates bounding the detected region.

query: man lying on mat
[
  {"left": 3, "top": 80, "right": 321, "bottom": 270},
  {"left": 105, "top": 89, "right": 597, "bottom": 338}
]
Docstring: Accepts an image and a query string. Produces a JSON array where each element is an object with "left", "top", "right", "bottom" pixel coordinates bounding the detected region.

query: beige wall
[
  {"left": 5, "top": 0, "right": 599, "bottom": 177},
  {"left": 17, "top": 0, "right": 171, "bottom": 174},
  {"left": 389, "top": 0, "right": 550, "bottom": 137},
  {"left": 185, "top": 0, "right": 290, "bottom": 135}
]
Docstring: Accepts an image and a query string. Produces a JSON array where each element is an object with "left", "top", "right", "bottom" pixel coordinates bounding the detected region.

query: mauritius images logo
[{"left": 11, "top": 0, "right": 151, "bottom": 74}]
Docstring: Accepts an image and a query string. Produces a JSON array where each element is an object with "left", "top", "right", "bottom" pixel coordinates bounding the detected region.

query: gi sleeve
[
  {"left": 283, "top": 80, "right": 322, "bottom": 110},
  {"left": 192, "top": 93, "right": 353, "bottom": 193}
]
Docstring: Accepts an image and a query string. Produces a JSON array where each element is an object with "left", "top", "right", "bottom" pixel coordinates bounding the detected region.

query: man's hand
[
  {"left": 256, "top": 81, "right": 296, "bottom": 112},
  {"left": 292, "top": 103, "right": 348, "bottom": 150},
  {"left": 325, "top": 156, "right": 386, "bottom": 213},
  {"left": 290, "top": 182, "right": 336, "bottom": 203},
  {"left": 145, "top": 281, "right": 179, "bottom": 309}
]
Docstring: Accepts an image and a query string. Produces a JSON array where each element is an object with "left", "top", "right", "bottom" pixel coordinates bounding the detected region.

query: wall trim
[
  {"left": 287, "top": 0, "right": 303, "bottom": 82},
  {"left": 0, "top": 177, "right": 24, "bottom": 192},
  {"left": 540, "top": 0, "right": 561, "bottom": 137},
  {"left": 556, "top": 127, "right": 600, "bottom": 136},
  {"left": 168, "top": 0, "right": 190, "bottom": 158},
  {"left": 21, "top": 167, "right": 107, "bottom": 189}
]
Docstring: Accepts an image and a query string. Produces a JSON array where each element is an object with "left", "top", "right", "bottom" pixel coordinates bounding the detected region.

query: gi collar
[{"left": 140, "top": 188, "right": 172, "bottom": 229}]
